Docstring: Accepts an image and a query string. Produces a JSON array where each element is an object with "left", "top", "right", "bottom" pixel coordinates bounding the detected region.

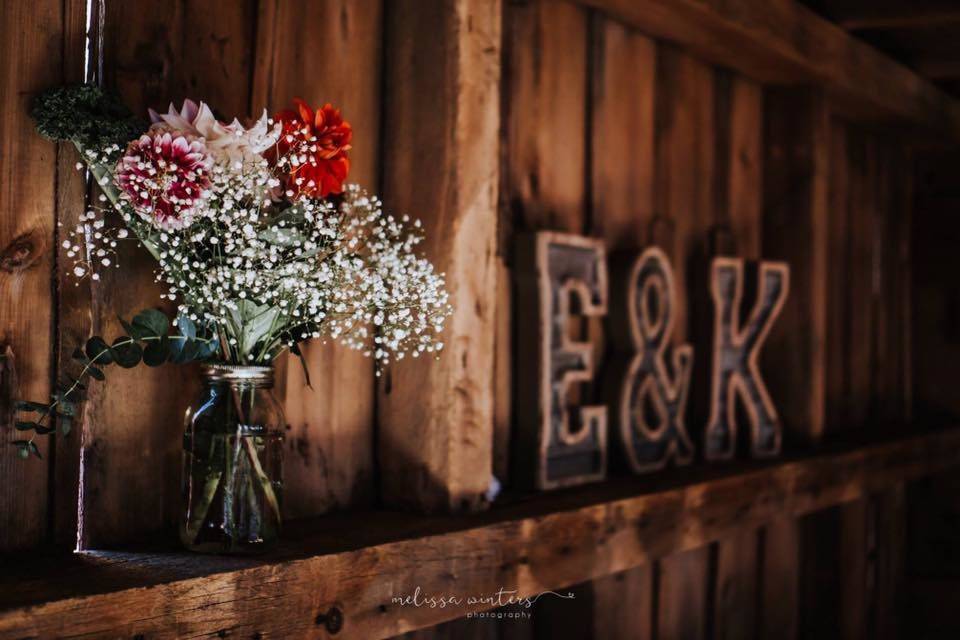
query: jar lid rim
[{"left": 201, "top": 364, "right": 274, "bottom": 383}]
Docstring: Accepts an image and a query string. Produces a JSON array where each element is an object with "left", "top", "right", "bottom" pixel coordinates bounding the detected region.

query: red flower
[{"left": 269, "top": 99, "right": 352, "bottom": 199}]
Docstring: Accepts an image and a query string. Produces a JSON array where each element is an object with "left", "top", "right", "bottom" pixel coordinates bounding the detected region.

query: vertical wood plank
[
  {"left": 591, "top": 570, "right": 653, "bottom": 639},
  {"left": 504, "top": 0, "right": 588, "bottom": 236},
  {"left": 587, "top": 14, "right": 656, "bottom": 639},
  {"left": 250, "top": 0, "right": 382, "bottom": 519},
  {"left": 762, "top": 87, "right": 829, "bottom": 445},
  {"left": 874, "top": 484, "right": 905, "bottom": 640},
  {"left": 589, "top": 17, "right": 655, "bottom": 245},
  {"left": 839, "top": 500, "right": 868, "bottom": 640},
  {"left": 846, "top": 130, "right": 874, "bottom": 430},
  {"left": 826, "top": 120, "right": 850, "bottom": 432},
  {"left": 379, "top": 0, "right": 500, "bottom": 513},
  {"left": 837, "top": 125, "right": 879, "bottom": 640},
  {"left": 0, "top": 0, "right": 62, "bottom": 551},
  {"left": 758, "top": 86, "right": 832, "bottom": 640},
  {"left": 713, "top": 74, "right": 763, "bottom": 640},
  {"left": 500, "top": 0, "right": 588, "bottom": 492},
  {"left": 81, "top": 0, "right": 257, "bottom": 547},
  {"left": 760, "top": 518, "right": 799, "bottom": 639},
  {"left": 52, "top": 0, "right": 93, "bottom": 549},
  {"left": 654, "top": 45, "right": 715, "bottom": 640}
]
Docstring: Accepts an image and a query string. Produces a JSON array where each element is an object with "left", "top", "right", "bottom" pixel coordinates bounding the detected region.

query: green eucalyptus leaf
[
  {"left": 87, "top": 366, "right": 105, "bottom": 381},
  {"left": 14, "top": 400, "right": 49, "bottom": 414},
  {"left": 120, "top": 316, "right": 148, "bottom": 340},
  {"left": 195, "top": 336, "right": 219, "bottom": 360},
  {"left": 14, "top": 421, "right": 38, "bottom": 432},
  {"left": 176, "top": 316, "right": 196, "bottom": 340},
  {"left": 13, "top": 440, "right": 30, "bottom": 459},
  {"left": 85, "top": 336, "right": 114, "bottom": 365},
  {"left": 131, "top": 308, "right": 169, "bottom": 338},
  {"left": 61, "top": 418, "right": 72, "bottom": 437},
  {"left": 169, "top": 337, "right": 199, "bottom": 364},
  {"left": 143, "top": 335, "right": 168, "bottom": 366},
  {"left": 111, "top": 338, "right": 142, "bottom": 368},
  {"left": 28, "top": 441, "right": 42, "bottom": 459},
  {"left": 71, "top": 347, "right": 90, "bottom": 364},
  {"left": 33, "top": 424, "right": 55, "bottom": 435}
]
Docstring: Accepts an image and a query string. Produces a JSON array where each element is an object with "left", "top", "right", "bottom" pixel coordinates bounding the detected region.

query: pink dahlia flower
[{"left": 116, "top": 132, "right": 212, "bottom": 230}]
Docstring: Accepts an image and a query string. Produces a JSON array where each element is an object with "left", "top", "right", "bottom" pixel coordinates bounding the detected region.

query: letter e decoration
[
  {"left": 607, "top": 247, "right": 694, "bottom": 473},
  {"left": 515, "top": 232, "right": 609, "bottom": 490},
  {"left": 704, "top": 257, "right": 790, "bottom": 460}
]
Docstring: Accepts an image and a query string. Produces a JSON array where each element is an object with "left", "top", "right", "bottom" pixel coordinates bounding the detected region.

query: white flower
[{"left": 149, "top": 100, "right": 280, "bottom": 166}]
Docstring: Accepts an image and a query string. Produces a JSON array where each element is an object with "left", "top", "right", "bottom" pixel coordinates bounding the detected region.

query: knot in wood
[
  {"left": 316, "top": 606, "right": 344, "bottom": 634},
  {"left": 1, "top": 231, "right": 43, "bottom": 273}
]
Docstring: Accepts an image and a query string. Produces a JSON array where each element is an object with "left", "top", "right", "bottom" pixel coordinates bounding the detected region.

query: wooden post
[{"left": 378, "top": 0, "right": 500, "bottom": 513}]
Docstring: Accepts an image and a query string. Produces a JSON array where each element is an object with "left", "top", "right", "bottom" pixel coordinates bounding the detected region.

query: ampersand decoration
[
  {"left": 515, "top": 232, "right": 608, "bottom": 490},
  {"left": 704, "top": 257, "right": 790, "bottom": 460},
  {"left": 606, "top": 247, "right": 693, "bottom": 473}
]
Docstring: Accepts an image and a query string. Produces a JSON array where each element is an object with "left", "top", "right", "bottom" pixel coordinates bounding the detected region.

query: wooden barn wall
[
  {"left": 0, "top": 0, "right": 919, "bottom": 638},
  {"left": 0, "top": 0, "right": 385, "bottom": 550}
]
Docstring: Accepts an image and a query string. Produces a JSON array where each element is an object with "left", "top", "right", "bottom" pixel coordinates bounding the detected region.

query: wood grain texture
[
  {"left": 587, "top": 17, "right": 657, "bottom": 636},
  {"left": 378, "top": 0, "right": 500, "bottom": 513},
  {"left": 826, "top": 120, "right": 851, "bottom": 432},
  {"left": 500, "top": 0, "right": 589, "bottom": 492},
  {"left": 574, "top": 0, "right": 960, "bottom": 138},
  {"left": 250, "top": 0, "right": 382, "bottom": 519},
  {"left": 758, "top": 87, "right": 832, "bottom": 640},
  {"left": 761, "top": 517, "right": 799, "bottom": 639},
  {"left": 653, "top": 46, "right": 714, "bottom": 640},
  {"left": 50, "top": 0, "right": 94, "bottom": 551},
  {"left": 839, "top": 500, "right": 869, "bottom": 640},
  {"left": 81, "top": 0, "right": 258, "bottom": 548},
  {"left": 712, "top": 74, "right": 763, "bottom": 640},
  {"left": 713, "top": 528, "right": 758, "bottom": 640},
  {"left": 0, "top": 0, "right": 61, "bottom": 551},
  {"left": 503, "top": 0, "right": 588, "bottom": 235},
  {"left": 762, "top": 87, "right": 829, "bottom": 446},
  {"left": 3, "top": 428, "right": 959, "bottom": 640}
]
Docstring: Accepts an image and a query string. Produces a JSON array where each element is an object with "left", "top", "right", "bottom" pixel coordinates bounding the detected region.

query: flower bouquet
[{"left": 16, "top": 86, "right": 451, "bottom": 552}]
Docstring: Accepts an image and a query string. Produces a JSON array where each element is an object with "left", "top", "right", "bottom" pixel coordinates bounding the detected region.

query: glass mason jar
[{"left": 180, "top": 365, "right": 285, "bottom": 554}]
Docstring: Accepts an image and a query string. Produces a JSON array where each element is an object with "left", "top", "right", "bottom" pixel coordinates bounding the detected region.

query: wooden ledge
[{"left": 2, "top": 427, "right": 960, "bottom": 639}]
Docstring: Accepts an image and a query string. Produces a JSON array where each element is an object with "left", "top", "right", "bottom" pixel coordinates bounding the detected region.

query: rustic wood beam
[
  {"left": 914, "top": 59, "right": 960, "bottom": 81},
  {"left": 840, "top": 9, "right": 960, "bottom": 31},
  {"left": 2, "top": 428, "right": 959, "bottom": 640},
  {"left": 573, "top": 0, "right": 960, "bottom": 140},
  {"left": 378, "top": 0, "right": 501, "bottom": 513}
]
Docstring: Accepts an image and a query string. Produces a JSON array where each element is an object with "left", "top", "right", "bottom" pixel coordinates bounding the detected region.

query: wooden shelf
[{"left": 2, "top": 427, "right": 960, "bottom": 640}]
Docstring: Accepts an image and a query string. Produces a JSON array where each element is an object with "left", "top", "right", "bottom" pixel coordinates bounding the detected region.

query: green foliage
[
  {"left": 11, "top": 308, "right": 220, "bottom": 458},
  {"left": 31, "top": 84, "right": 143, "bottom": 148}
]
